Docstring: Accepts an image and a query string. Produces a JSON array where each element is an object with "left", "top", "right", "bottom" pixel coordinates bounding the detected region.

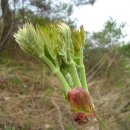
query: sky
[
  {"left": 0, "top": 0, "right": 129, "bottom": 41},
  {"left": 71, "top": 0, "right": 130, "bottom": 42}
]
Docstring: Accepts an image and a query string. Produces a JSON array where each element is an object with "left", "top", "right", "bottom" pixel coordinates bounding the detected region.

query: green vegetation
[
  {"left": 14, "top": 23, "right": 97, "bottom": 125},
  {"left": 0, "top": 0, "right": 130, "bottom": 129}
]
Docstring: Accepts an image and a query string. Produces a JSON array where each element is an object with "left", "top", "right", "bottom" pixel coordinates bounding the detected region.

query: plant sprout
[{"left": 14, "top": 22, "right": 97, "bottom": 124}]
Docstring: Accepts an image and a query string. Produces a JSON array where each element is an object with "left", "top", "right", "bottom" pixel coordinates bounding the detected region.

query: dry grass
[{"left": 0, "top": 56, "right": 130, "bottom": 130}]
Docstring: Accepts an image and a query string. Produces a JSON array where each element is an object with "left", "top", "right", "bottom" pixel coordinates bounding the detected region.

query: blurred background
[{"left": 0, "top": 0, "right": 130, "bottom": 130}]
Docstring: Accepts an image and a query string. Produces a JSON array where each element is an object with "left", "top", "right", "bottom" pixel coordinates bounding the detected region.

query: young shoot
[{"left": 14, "top": 22, "right": 97, "bottom": 124}]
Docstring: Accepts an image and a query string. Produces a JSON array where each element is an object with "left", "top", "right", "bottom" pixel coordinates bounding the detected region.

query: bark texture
[{"left": 0, "top": 0, "right": 13, "bottom": 48}]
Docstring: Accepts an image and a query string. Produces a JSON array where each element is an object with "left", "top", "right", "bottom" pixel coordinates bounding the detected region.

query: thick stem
[
  {"left": 80, "top": 65, "right": 88, "bottom": 91},
  {"left": 66, "top": 34, "right": 81, "bottom": 87},
  {"left": 66, "top": 73, "right": 74, "bottom": 88},
  {"left": 79, "top": 51, "right": 88, "bottom": 91},
  {"left": 40, "top": 55, "right": 70, "bottom": 94},
  {"left": 61, "top": 68, "right": 74, "bottom": 88},
  {"left": 55, "top": 69, "right": 71, "bottom": 93},
  {"left": 69, "top": 61, "right": 81, "bottom": 87}
]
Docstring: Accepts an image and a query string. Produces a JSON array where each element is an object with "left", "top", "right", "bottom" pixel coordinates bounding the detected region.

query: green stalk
[
  {"left": 40, "top": 55, "right": 70, "bottom": 94},
  {"left": 79, "top": 51, "right": 88, "bottom": 91},
  {"left": 67, "top": 38, "right": 81, "bottom": 87},
  {"left": 66, "top": 73, "right": 74, "bottom": 88},
  {"left": 55, "top": 69, "right": 71, "bottom": 93},
  {"left": 80, "top": 65, "right": 88, "bottom": 91},
  {"left": 61, "top": 67, "right": 74, "bottom": 88},
  {"left": 69, "top": 61, "right": 81, "bottom": 87}
]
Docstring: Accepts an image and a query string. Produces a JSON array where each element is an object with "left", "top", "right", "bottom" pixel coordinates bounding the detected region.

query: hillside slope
[{"left": 0, "top": 56, "right": 130, "bottom": 130}]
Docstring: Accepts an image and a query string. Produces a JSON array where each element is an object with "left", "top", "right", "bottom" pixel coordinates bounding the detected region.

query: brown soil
[{"left": 0, "top": 57, "right": 130, "bottom": 130}]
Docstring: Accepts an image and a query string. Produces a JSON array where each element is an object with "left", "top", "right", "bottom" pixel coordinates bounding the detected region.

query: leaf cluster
[{"left": 14, "top": 23, "right": 85, "bottom": 68}]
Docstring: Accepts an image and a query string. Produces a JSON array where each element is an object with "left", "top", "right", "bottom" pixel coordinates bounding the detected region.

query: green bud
[{"left": 14, "top": 23, "right": 45, "bottom": 58}]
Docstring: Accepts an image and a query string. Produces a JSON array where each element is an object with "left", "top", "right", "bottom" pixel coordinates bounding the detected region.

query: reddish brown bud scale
[{"left": 67, "top": 87, "right": 96, "bottom": 124}]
